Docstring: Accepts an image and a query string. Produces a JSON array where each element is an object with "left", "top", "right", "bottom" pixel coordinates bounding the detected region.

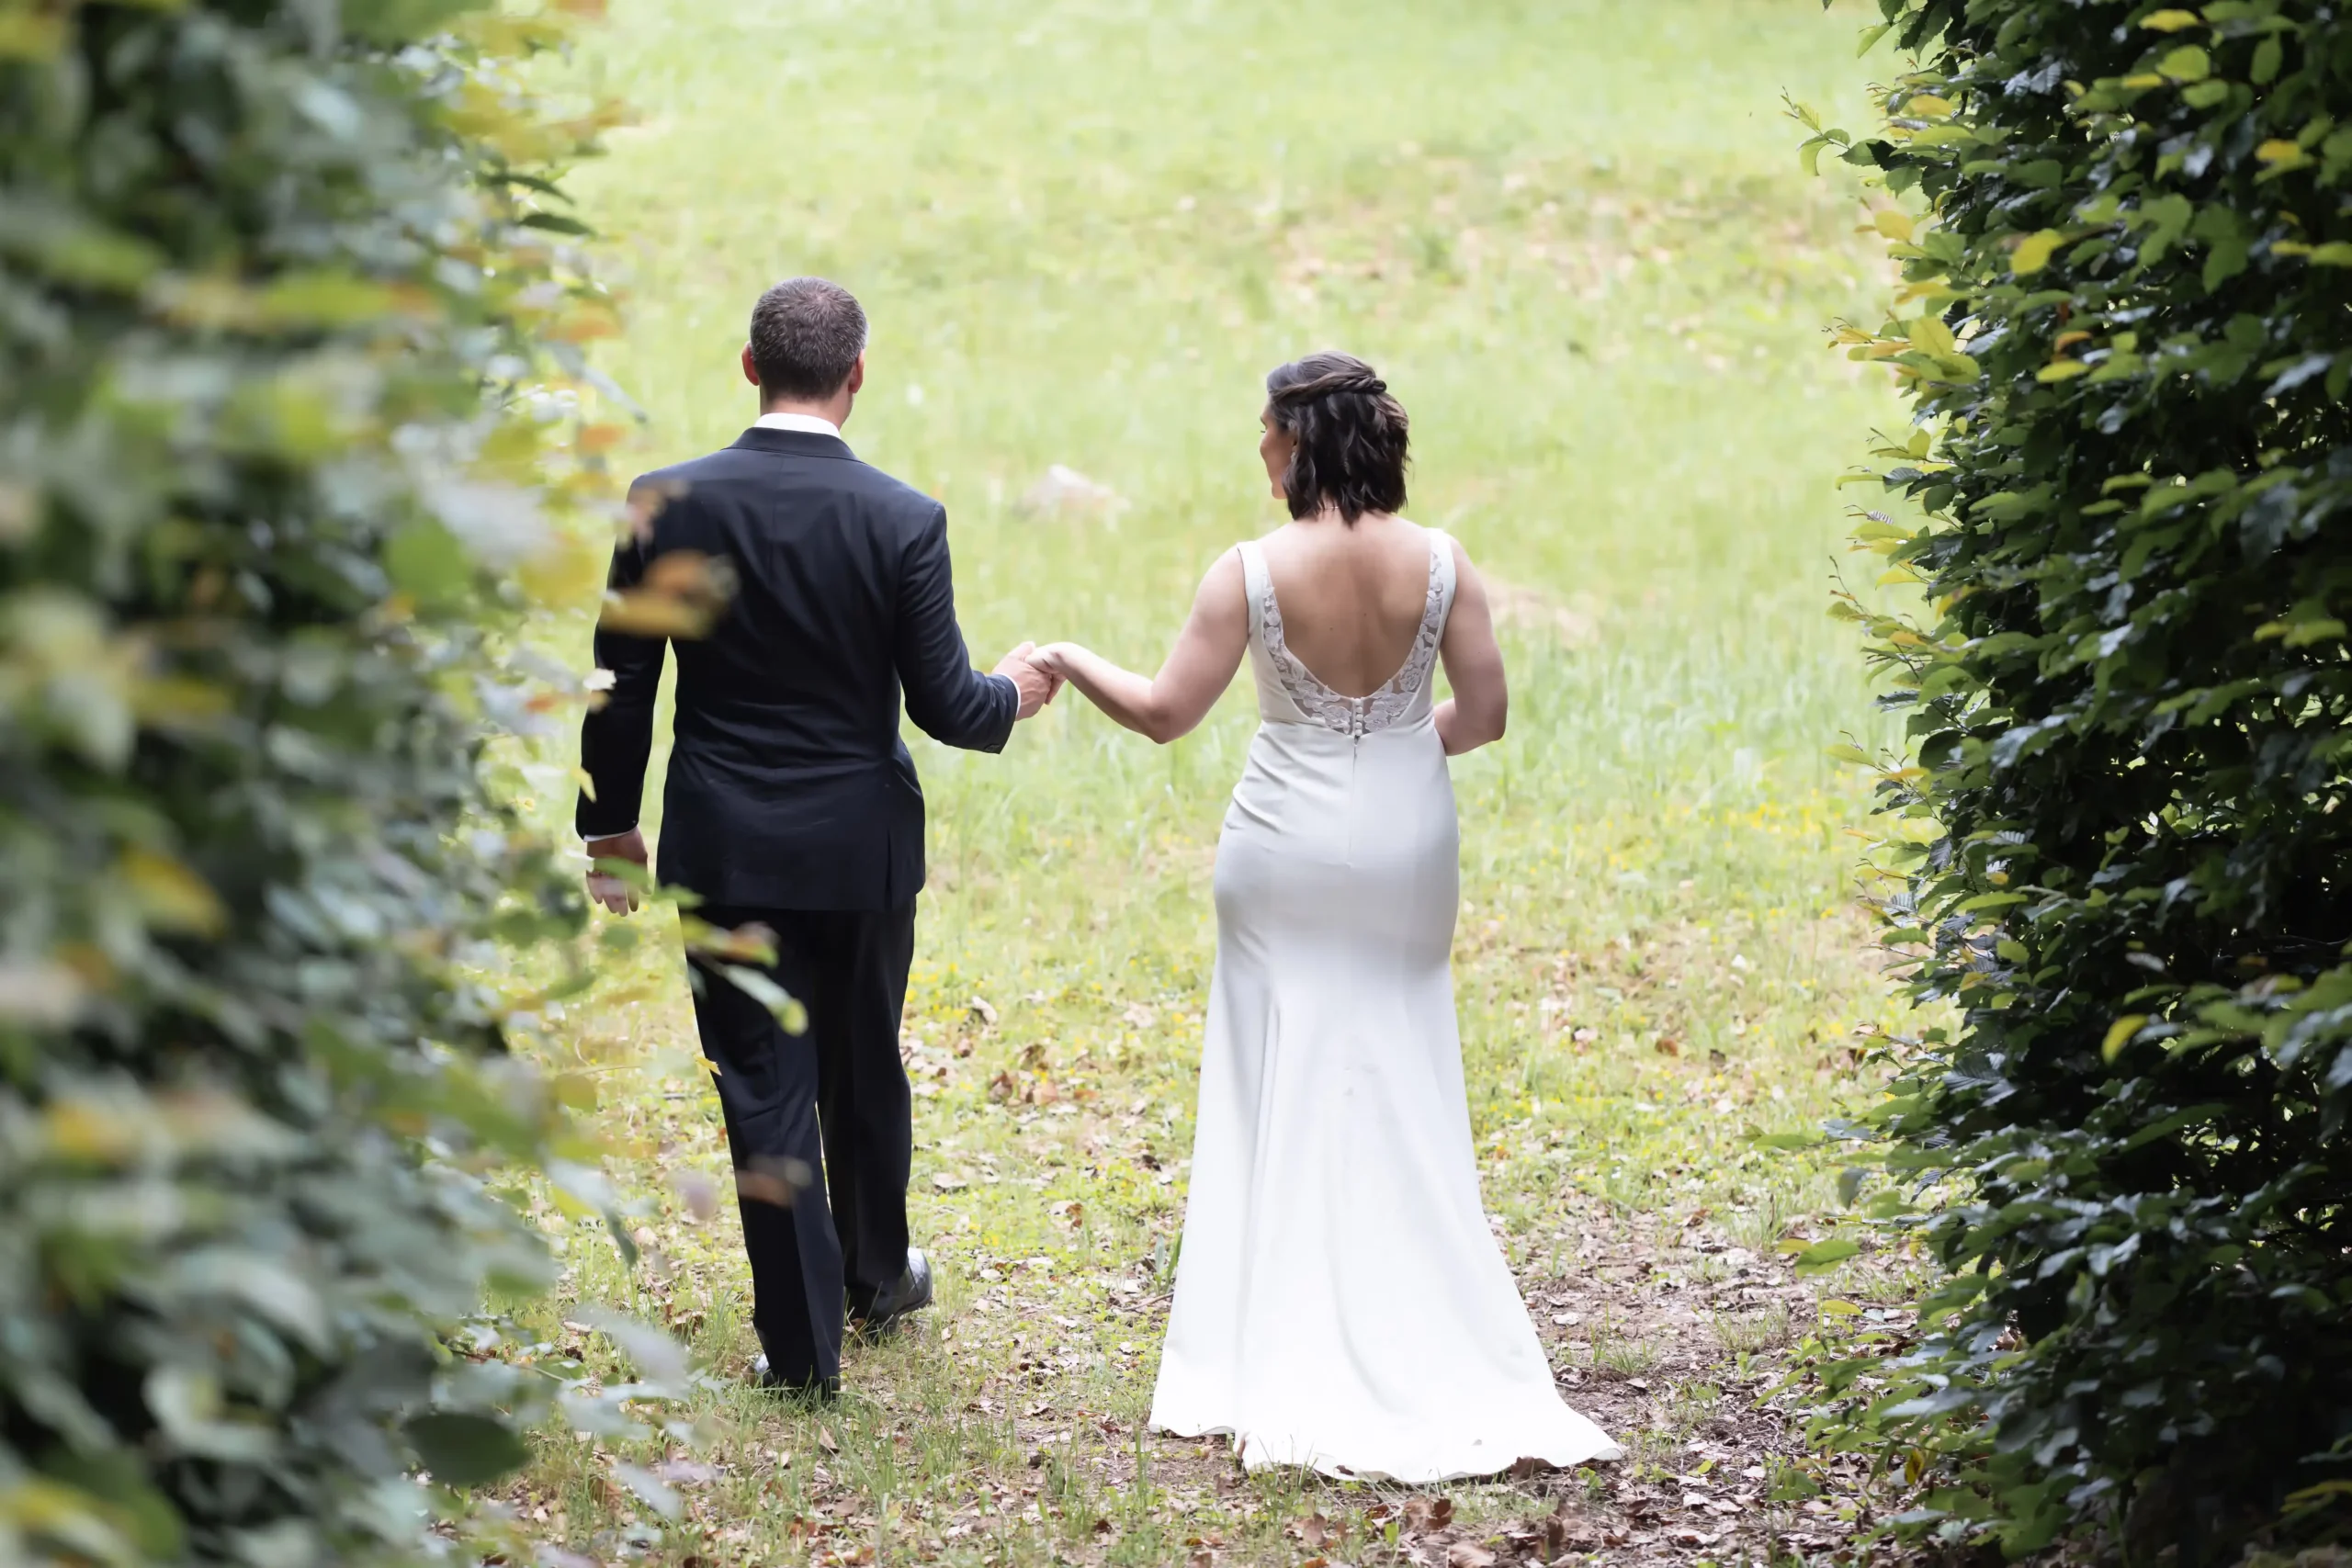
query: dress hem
[{"left": 1149, "top": 1415, "right": 1623, "bottom": 1485}]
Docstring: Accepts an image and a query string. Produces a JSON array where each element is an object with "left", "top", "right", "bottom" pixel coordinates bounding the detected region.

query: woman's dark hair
[{"left": 1264, "top": 351, "right": 1409, "bottom": 524}]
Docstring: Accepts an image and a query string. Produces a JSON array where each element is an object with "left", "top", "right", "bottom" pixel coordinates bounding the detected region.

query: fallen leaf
[
  {"left": 969, "top": 996, "right": 999, "bottom": 1027},
  {"left": 1299, "top": 1513, "right": 1334, "bottom": 1548},
  {"left": 933, "top": 1173, "right": 968, "bottom": 1191},
  {"left": 817, "top": 1427, "right": 839, "bottom": 1453},
  {"left": 1536, "top": 1511, "right": 1571, "bottom": 1557},
  {"left": 1445, "top": 1545, "right": 1497, "bottom": 1568},
  {"left": 1403, "top": 1495, "right": 1455, "bottom": 1534}
]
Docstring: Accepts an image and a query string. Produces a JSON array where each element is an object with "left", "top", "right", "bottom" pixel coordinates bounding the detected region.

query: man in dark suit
[{"left": 574, "top": 276, "right": 1056, "bottom": 1398}]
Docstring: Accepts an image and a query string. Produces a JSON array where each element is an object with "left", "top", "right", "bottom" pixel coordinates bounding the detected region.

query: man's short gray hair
[{"left": 748, "top": 277, "right": 867, "bottom": 400}]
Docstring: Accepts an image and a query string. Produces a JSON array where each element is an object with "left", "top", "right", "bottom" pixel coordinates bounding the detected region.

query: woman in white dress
[{"left": 1035, "top": 353, "right": 1620, "bottom": 1483}]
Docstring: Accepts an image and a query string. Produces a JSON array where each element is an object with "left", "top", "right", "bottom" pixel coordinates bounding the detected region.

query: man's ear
[
  {"left": 741, "top": 344, "right": 762, "bottom": 389},
  {"left": 844, "top": 354, "right": 866, "bottom": 398}
]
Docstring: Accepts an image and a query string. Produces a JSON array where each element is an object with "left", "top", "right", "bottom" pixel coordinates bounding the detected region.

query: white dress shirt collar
[{"left": 753, "top": 411, "right": 843, "bottom": 438}]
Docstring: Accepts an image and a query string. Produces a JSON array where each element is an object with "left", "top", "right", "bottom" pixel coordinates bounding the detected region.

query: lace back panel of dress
[{"left": 1248, "top": 536, "right": 1450, "bottom": 736}]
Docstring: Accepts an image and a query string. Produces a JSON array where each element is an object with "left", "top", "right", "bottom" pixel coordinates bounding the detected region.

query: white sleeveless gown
[{"left": 1148, "top": 528, "right": 1622, "bottom": 1482}]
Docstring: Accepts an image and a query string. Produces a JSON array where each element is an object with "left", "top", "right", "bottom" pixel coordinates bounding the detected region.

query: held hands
[
  {"left": 584, "top": 827, "right": 649, "bottom": 915},
  {"left": 994, "top": 641, "right": 1064, "bottom": 719}
]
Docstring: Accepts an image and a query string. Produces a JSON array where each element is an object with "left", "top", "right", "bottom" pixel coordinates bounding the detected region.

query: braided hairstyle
[{"left": 1264, "top": 351, "right": 1409, "bottom": 525}]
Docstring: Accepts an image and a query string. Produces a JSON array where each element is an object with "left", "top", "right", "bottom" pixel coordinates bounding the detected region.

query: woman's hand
[{"left": 1029, "top": 553, "right": 1250, "bottom": 744}]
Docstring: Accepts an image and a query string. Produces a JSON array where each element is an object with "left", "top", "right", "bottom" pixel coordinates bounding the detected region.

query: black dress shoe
[
  {"left": 850, "top": 1247, "right": 934, "bottom": 1342},
  {"left": 750, "top": 1352, "right": 838, "bottom": 1404}
]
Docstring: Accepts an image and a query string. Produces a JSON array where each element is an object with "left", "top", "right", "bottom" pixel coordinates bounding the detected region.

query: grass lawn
[{"left": 502, "top": 1, "right": 1926, "bottom": 1562}]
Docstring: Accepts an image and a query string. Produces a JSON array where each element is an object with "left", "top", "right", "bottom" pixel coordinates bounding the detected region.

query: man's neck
[{"left": 761, "top": 399, "right": 851, "bottom": 429}]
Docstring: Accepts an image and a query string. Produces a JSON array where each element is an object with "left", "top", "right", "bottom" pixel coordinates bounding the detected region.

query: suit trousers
[{"left": 688, "top": 902, "right": 917, "bottom": 1392}]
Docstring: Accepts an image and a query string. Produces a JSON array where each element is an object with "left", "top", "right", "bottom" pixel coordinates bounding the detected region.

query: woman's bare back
[{"left": 1256, "top": 513, "right": 1440, "bottom": 699}]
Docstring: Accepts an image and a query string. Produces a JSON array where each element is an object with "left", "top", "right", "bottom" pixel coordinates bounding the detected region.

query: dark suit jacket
[{"left": 574, "top": 426, "right": 1017, "bottom": 910}]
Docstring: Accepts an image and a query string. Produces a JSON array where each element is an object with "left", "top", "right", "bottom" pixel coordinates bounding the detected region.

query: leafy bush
[
  {"left": 0, "top": 2, "right": 632, "bottom": 1562},
  {"left": 1797, "top": 0, "right": 2352, "bottom": 1556}
]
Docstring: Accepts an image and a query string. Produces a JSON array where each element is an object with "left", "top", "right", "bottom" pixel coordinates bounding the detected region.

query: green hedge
[
  {"left": 0, "top": 2, "right": 634, "bottom": 1562},
  {"left": 1801, "top": 0, "right": 2352, "bottom": 1558}
]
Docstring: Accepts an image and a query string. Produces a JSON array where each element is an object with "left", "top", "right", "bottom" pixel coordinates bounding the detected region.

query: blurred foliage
[
  {"left": 0, "top": 0, "right": 695, "bottom": 1562},
  {"left": 1791, "top": 0, "right": 2352, "bottom": 1559}
]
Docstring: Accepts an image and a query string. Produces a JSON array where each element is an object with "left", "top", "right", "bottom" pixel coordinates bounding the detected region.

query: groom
[{"left": 575, "top": 276, "right": 1057, "bottom": 1397}]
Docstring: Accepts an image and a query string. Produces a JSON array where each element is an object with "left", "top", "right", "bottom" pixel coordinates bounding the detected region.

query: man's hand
[
  {"left": 994, "top": 641, "right": 1062, "bottom": 720},
  {"left": 585, "top": 827, "right": 650, "bottom": 915}
]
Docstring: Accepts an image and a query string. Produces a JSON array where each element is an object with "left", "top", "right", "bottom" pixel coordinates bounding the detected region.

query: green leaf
[
  {"left": 2155, "top": 45, "right": 2211, "bottom": 83},
  {"left": 383, "top": 520, "right": 473, "bottom": 607},
  {"left": 2203, "top": 234, "right": 2251, "bottom": 290},
  {"left": 254, "top": 270, "right": 399, "bottom": 327},
  {"left": 2011, "top": 230, "right": 2064, "bottom": 275},
  {"left": 2102, "top": 1014, "right": 2149, "bottom": 1062},
  {"left": 0, "top": 11, "right": 67, "bottom": 59},
  {"left": 2120, "top": 1102, "right": 2231, "bottom": 1152},
  {"left": 2282, "top": 618, "right": 2346, "bottom": 648},
  {"left": 720, "top": 964, "right": 809, "bottom": 1033},
  {"left": 1908, "top": 315, "right": 1957, "bottom": 355},
  {"left": 402, "top": 1414, "right": 530, "bottom": 1488},
  {"left": 612, "top": 1461, "right": 684, "bottom": 1520},
  {"left": 1785, "top": 1238, "right": 1863, "bottom": 1275}
]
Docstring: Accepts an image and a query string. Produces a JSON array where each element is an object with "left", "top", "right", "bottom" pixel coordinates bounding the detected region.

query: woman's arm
[
  {"left": 1037, "top": 549, "right": 1250, "bottom": 745},
  {"left": 1434, "top": 538, "right": 1508, "bottom": 756}
]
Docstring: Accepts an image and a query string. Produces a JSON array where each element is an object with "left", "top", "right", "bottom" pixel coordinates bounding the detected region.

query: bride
[{"left": 1035, "top": 353, "right": 1621, "bottom": 1482}]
